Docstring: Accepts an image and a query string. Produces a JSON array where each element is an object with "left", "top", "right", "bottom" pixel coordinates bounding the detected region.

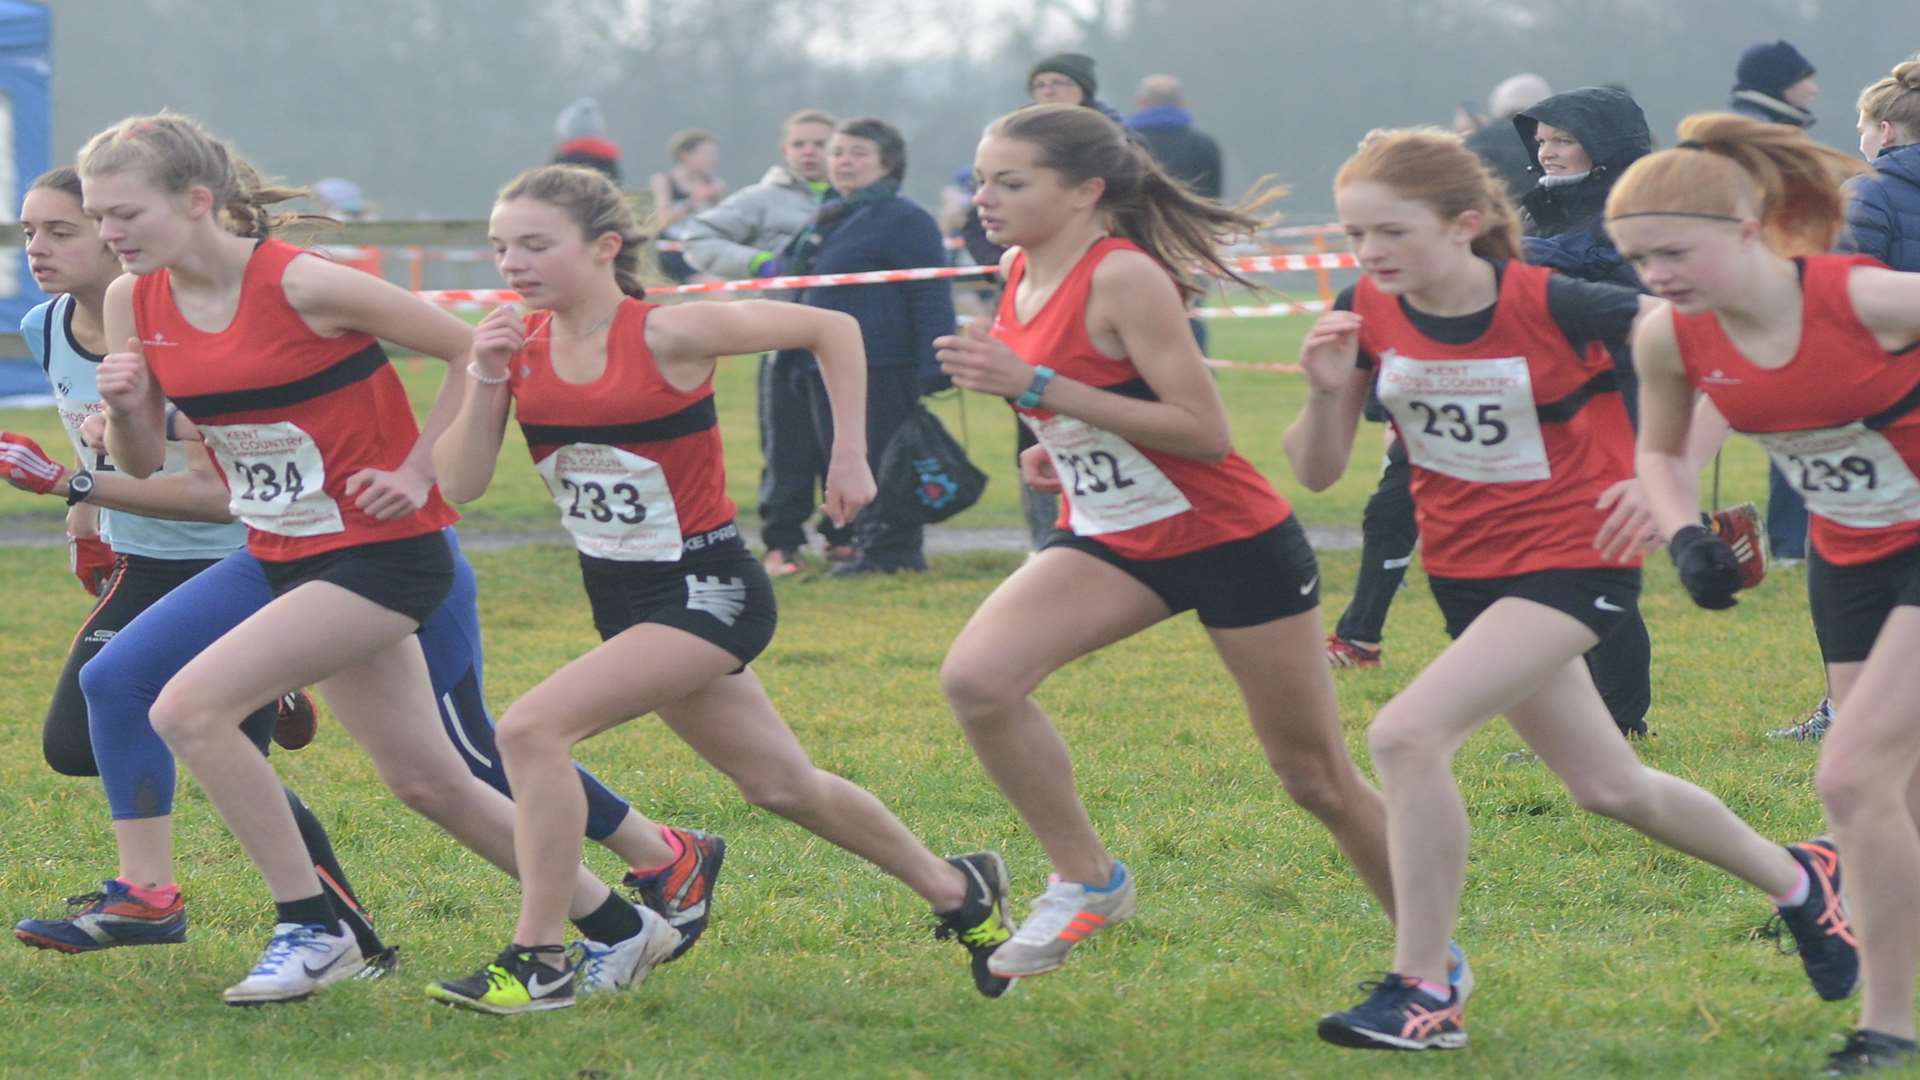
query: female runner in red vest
[
  {"left": 1611, "top": 113, "right": 1920, "bottom": 1076},
  {"left": 1290, "top": 127, "right": 1853, "bottom": 1052},
  {"left": 932, "top": 103, "right": 1413, "bottom": 983},
  {"left": 86, "top": 113, "right": 656, "bottom": 1006},
  {"left": 428, "top": 164, "right": 1017, "bottom": 1012}
]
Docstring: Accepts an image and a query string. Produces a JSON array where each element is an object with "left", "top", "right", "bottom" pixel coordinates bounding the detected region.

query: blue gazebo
[{"left": 0, "top": 0, "right": 50, "bottom": 386}]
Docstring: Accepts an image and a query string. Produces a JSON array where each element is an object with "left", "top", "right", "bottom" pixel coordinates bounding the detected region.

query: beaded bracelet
[{"left": 467, "top": 362, "right": 510, "bottom": 385}]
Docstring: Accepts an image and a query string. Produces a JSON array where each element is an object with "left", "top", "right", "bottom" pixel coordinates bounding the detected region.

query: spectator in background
[
  {"left": 677, "top": 109, "right": 841, "bottom": 578},
  {"left": 1464, "top": 73, "right": 1551, "bottom": 196},
  {"left": 651, "top": 129, "right": 727, "bottom": 282},
  {"left": 1127, "top": 75, "right": 1223, "bottom": 200},
  {"left": 784, "top": 117, "right": 955, "bottom": 576},
  {"left": 1513, "top": 87, "right": 1650, "bottom": 289},
  {"left": 1026, "top": 53, "right": 1129, "bottom": 125},
  {"left": 1844, "top": 55, "right": 1920, "bottom": 268},
  {"left": 551, "top": 97, "right": 622, "bottom": 182},
  {"left": 1730, "top": 39, "right": 1820, "bottom": 128}
]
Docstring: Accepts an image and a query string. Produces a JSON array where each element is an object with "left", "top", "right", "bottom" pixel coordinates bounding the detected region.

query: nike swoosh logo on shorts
[
  {"left": 1299, "top": 576, "right": 1318, "bottom": 596},
  {"left": 527, "top": 969, "right": 572, "bottom": 997},
  {"left": 1593, "top": 596, "right": 1624, "bottom": 612}
]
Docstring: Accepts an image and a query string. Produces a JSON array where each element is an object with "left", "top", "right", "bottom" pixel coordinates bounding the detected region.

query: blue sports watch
[{"left": 1015, "top": 366, "right": 1056, "bottom": 409}]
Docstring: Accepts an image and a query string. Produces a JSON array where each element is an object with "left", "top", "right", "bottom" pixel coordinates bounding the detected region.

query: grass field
[{"left": 0, "top": 315, "right": 1846, "bottom": 1079}]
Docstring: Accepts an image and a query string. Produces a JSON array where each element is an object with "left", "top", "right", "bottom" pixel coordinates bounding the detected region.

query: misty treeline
[{"left": 49, "top": 0, "right": 1908, "bottom": 221}]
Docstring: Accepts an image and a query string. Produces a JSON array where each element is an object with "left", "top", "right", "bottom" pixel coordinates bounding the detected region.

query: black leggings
[{"left": 42, "top": 554, "right": 383, "bottom": 954}]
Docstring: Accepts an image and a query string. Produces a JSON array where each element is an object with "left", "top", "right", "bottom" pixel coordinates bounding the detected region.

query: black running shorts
[
  {"left": 1429, "top": 566, "right": 1642, "bottom": 641},
  {"left": 1042, "top": 516, "right": 1321, "bottom": 629},
  {"left": 259, "top": 531, "right": 454, "bottom": 627},
  {"left": 578, "top": 524, "right": 777, "bottom": 667},
  {"left": 1807, "top": 543, "right": 1920, "bottom": 664}
]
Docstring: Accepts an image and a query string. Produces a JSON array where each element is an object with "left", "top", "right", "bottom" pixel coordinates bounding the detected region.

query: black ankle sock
[
  {"left": 286, "top": 787, "right": 384, "bottom": 955},
  {"left": 571, "top": 891, "right": 644, "bottom": 944},
  {"left": 275, "top": 893, "right": 338, "bottom": 931}
]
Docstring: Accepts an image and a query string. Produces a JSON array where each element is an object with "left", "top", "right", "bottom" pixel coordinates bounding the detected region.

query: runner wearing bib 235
[{"left": 1294, "top": 126, "right": 1852, "bottom": 1054}]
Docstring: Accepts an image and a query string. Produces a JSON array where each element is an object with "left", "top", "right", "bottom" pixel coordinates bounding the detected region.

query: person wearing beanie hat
[
  {"left": 1730, "top": 40, "right": 1820, "bottom": 128},
  {"left": 1029, "top": 53, "right": 1098, "bottom": 106},
  {"left": 551, "top": 96, "right": 623, "bottom": 181}
]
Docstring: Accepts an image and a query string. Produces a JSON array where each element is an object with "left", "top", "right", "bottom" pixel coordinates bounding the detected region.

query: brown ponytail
[
  {"left": 1333, "top": 127, "right": 1523, "bottom": 261},
  {"left": 78, "top": 111, "right": 330, "bottom": 239},
  {"left": 497, "top": 164, "right": 651, "bottom": 299},
  {"left": 1605, "top": 112, "right": 1867, "bottom": 257},
  {"left": 985, "top": 103, "right": 1278, "bottom": 302}
]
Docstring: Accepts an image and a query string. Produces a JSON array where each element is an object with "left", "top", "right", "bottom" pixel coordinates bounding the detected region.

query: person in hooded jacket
[{"left": 1513, "top": 86, "right": 1651, "bottom": 289}]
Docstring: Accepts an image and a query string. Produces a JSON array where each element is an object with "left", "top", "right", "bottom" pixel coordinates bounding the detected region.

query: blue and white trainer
[
  {"left": 570, "top": 904, "right": 683, "bottom": 995},
  {"left": 222, "top": 922, "right": 365, "bottom": 1006}
]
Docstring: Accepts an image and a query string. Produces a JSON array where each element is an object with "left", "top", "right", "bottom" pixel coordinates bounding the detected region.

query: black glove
[{"left": 1668, "top": 524, "right": 1741, "bottom": 610}]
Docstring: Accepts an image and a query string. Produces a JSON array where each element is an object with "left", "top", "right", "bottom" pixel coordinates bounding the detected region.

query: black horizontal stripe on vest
[
  {"left": 1096, "top": 377, "right": 1160, "bottom": 402},
  {"left": 1535, "top": 370, "right": 1617, "bottom": 423},
  {"left": 168, "top": 342, "right": 389, "bottom": 420},
  {"left": 520, "top": 395, "right": 717, "bottom": 450},
  {"left": 1865, "top": 378, "right": 1920, "bottom": 431}
]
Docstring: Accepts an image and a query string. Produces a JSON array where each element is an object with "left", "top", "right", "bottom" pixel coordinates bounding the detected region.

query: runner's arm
[
  {"left": 1283, "top": 310, "right": 1372, "bottom": 491},
  {"left": 1630, "top": 305, "right": 1702, "bottom": 540},
  {"left": 431, "top": 305, "right": 519, "bottom": 504}
]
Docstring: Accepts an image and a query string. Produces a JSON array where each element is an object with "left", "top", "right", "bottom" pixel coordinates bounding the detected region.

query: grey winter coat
[{"left": 678, "top": 164, "right": 822, "bottom": 279}]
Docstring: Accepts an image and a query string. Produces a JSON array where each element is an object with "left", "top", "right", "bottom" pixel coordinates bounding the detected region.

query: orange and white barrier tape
[
  {"left": 1224, "top": 253, "right": 1357, "bottom": 273},
  {"left": 418, "top": 255, "right": 1352, "bottom": 309},
  {"left": 1195, "top": 300, "right": 1327, "bottom": 320}
]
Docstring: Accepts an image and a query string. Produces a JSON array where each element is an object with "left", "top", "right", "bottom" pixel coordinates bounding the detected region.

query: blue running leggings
[{"left": 80, "top": 528, "right": 633, "bottom": 839}]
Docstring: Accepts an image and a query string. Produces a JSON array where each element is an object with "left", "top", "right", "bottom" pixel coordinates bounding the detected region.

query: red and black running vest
[{"left": 133, "top": 239, "right": 457, "bottom": 561}]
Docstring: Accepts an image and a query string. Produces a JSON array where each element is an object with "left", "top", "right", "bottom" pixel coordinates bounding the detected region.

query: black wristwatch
[{"left": 65, "top": 470, "right": 95, "bottom": 506}]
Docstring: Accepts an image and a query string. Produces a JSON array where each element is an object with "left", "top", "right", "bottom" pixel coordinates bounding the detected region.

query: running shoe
[
  {"left": 1769, "top": 698, "right": 1835, "bottom": 742},
  {"left": 427, "top": 944, "right": 575, "bottom": 1015},
  {"left": 273, "top": 690, "right": 318, "bottom": 751},
  {"left": 1318, "top": 973, "right": 1466, "bottom": 1051},
  {"left": 1771, "top": 839, "right": 1859, "bottom": 1002},
  {"left": 987, "top": 863, "right": 1136, "bottom": 979},
  {"left": 933, "top": 851, "right": 1015, "bottom": 998},
  {"left": 824, "top": 543, "right": 859, "bottom": 564},
  {"left": 1325, "top": 635, "right": 1383, "bottom": 670},
  {"left": 1710, "top": 502, "right": 1768, "bottom": 590},
  {"left": 14, "top": 879, "right": 187, "bottom": 953},
  {"left": 1821, "top": 1029, "right": 1919, "bottom": 1076},
  {"left": 762, "top": 549, "right": 806, "bottom": 578},
  {"left": 355, "top": 945, "right": 401, "bottom": 980},
  {"left": 570, "top": 905, "right": 682, "bottom": 995},
  {"left": 622, "top": 827, "right": 724, "bottom": 962},
  {"left": 223, "top": 921, "right": 364, "bottom": 1005}
]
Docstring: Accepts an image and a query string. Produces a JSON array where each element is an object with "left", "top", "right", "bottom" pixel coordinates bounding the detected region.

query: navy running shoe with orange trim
[
  {"left": 1319, "top": 974, "right": 1467, "bottom": 1051},
  {"left": 1773, "top": 838, "right": 1859, "bottom": 1002},
  {"left": 623, "top": 827, "right": 724, "bottom": 962},
  {"left": 15, "top": 880, "right": 186, "bottom": 953}
]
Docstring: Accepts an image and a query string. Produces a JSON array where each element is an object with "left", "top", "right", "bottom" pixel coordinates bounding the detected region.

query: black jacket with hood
[{"left": 1512, "top": 87, "right": 1652, "bottom": 288}]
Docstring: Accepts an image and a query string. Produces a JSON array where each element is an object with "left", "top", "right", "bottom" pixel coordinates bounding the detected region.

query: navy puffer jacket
[{"left": 1843, "top": 143, "right": 1920, "bottom": 272}]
